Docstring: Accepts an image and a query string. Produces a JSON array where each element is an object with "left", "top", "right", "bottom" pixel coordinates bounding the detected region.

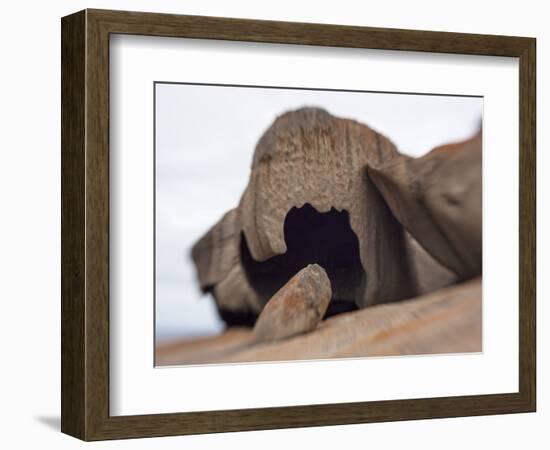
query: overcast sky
[{"left": 155, "top": 83, "right": 482, "bottom": 342}]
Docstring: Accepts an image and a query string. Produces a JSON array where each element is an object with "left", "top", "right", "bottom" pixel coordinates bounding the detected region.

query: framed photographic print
[{"left": 61, "top": 9, "right": 536, "bottom": 440}]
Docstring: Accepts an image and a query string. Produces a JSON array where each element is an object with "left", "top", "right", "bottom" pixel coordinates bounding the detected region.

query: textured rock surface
[
  {"left": 367, "top": 132, "right": 482, "bottom": 279},
  {"left": 191, "top": 209, "right": 262, "bottom": 324},
  {"left": 238, "top": 107, "right": 417, "bottom": 308},
  {"left": 156, "top": 278, "right": 481, "bottom": 366},
  {"left": 191, "top": 209, "right": 241, "bottom": 290},
  {"left": 190, "top": 108, "right": 467, "bottom": 325},
  {"left": 405, "top": 233, "right": 458, "bottom": 295},
  {"left": 253, "top": 264, "right": 332, "bottom": 342}
]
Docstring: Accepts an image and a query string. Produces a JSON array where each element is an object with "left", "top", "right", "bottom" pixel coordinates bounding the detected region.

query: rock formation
[
  {"left": 192, "top": 107, "right": 423, "bottom": 324},
  {"left": 239, "top": 108, "right": 418, "bottom": 309},
  {"left": 190, "top": 108, "right": 481, "bottom": 334},
  {"left": 367, "top": 131, "right": 482, "bottom": 279},
  {"left": 191, "top": 209, "right": 262, "bottom": 325}
]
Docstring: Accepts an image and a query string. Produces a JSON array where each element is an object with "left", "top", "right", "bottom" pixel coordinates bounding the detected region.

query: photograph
[
  {"left": 53, "top": 5, "right": 537, "bottom": 443},
  {"left": 154, "top": 83, "right": 483, "bottom": 366}
]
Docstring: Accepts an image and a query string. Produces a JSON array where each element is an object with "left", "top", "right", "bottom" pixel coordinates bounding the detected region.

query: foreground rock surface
[
  {"left": 253, "top": 264, "right": 332, "bottom": 342},
  {"left": 156, "top": 278, "right": 481, "bottom": 366}
]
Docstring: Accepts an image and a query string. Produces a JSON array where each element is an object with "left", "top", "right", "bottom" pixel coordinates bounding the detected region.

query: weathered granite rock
[
  {"left": 238, "top": 107, "right": 417, "bottom": 309},
  {"left": 253, "top": 264, "right": 332, "bottom": 342},
  {"left": 405, "top": 232, "right": 458, "bottom": 295},
  {"left": 191, "top": 209, "right": 262, "bottom": 324},
  {"left": 367, "top": 132, "right": 482, "bottom": 279},
  {"left": 190, "top": 109, "right": 475, "bottom": 327},
  {"left": 191, "top": 209, "right": 241, "bottom": 290}
]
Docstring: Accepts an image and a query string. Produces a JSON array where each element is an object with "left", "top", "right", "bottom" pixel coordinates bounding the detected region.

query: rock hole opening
[{"left": 240, "top": 203, "right": 364, "bottom": 318}]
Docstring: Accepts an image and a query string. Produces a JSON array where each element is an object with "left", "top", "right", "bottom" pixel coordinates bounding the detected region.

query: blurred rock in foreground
[
  {"left": 156, "top": 277, "right": 481, "bottom": 366},
  {"left": 253, "top": 263, "right": 332, "bottom": 342}
]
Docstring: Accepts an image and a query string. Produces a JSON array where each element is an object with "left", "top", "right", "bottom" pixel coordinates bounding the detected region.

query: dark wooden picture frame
[{"left": 61, "top": 9, "right": 536, "bottom": 441}]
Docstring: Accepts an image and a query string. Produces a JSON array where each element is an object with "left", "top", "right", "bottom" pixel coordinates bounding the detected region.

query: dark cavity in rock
[{"left": 240, "top": 203, "right": 365, "bottom": 313}]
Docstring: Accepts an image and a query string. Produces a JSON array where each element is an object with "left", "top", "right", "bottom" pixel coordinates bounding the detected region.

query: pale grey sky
[{"left": 155, "top": 83, "right": 482, "bottom": 341}]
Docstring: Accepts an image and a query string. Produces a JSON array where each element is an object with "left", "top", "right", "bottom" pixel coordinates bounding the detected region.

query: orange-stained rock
[
  {"left": 155, "top": 278, "right": 481, "bottom": 366},
  {"left": 253, "top": 264, "right": 332, "bottom": 342}
]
